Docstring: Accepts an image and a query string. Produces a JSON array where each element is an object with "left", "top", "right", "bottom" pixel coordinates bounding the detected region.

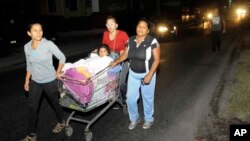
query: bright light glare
[
  {"left": 173, "top": 26, "right": 177, "bottom": 30},
  {"left": 235, "top": 8, "right": 247, "bottom": 23},
  {"left": 207, "top": 13, "right": 213, "bottom": 19},
  {"left": 182, "top": 15, "right": 190, "bottom": 22},
  {"left": 158, "top": 26, "right": 168, "bottom": 33},
  {"left": 236, "top": 8, "right": 247, "bottom": 16},
  {"left": 203, "top": 21, "right": 209, "bottom": 29}
]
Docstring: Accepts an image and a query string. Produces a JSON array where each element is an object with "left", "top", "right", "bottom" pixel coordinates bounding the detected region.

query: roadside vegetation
[
  {"left": 225, "top": 47, "right": 250, "bottom": 121},
  {"left": 197, "top": 34, "right": 250, "bottom": 141}
]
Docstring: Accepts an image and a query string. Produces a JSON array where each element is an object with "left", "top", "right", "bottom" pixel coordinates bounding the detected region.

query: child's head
[{"left": 98, "top": 44, "right": 111, "bottom": 57}]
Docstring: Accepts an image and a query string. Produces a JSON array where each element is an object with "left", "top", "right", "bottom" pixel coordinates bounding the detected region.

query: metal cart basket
[{"left": 58, "top": 66, "right": 127, "bottom": 141}]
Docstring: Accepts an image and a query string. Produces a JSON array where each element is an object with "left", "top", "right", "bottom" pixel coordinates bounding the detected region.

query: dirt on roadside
[{"left": 195, "top": 34, "right": 249, "bottom": 141}]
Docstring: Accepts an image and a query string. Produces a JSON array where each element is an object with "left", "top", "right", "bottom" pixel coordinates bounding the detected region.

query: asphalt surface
[{"left": 0, "top": 20, "right": 249, "bottom": 141}]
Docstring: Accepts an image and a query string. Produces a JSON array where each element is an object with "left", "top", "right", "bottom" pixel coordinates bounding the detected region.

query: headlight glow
[
  {"left": 235, "top": 7, "right": 247, "bottom": 22},
  {"left": 236, "top": 8, "right": 247, "bottom": 16},
  {"left": 207, "top": 13, "right": 213, "bottom": 19},
  {"left": 158, "top": 26, "right": 168, "bottom": 33}
]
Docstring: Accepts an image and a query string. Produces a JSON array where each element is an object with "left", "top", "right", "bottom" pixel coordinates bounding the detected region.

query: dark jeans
[
  {"left": 211, "top": 31, "right": 222, "bottom": 52},
  {"left": 27, "top": 79, "right": 64, "bottom": 134}
]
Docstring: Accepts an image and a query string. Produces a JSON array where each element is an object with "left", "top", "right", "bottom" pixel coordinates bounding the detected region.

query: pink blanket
[{"left": 63, "top": 68, "right": 94, "bottom": 104}]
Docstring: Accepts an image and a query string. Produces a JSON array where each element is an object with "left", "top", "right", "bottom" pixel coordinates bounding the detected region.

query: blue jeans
[{"left": 126, "top": 69, "right": 156, "bottom": 123}]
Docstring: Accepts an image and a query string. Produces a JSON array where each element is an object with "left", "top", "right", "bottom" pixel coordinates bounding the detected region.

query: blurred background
[{"left": 0, "top": 0, "right": 249, "bottom": 56}]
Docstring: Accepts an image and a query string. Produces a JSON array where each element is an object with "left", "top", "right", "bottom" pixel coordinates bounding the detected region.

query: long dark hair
[
  {"left": 97, "top": 44, "right": 111, "bottom": 56},
  {"left": 137, "top": 18, "right": 151, "bottom": 31},
  {"left": 137, "top": 18, "right": 155, "bottom": 36},
  {"left": 106, "top": 15, "right": 118, "bottom": 24}
]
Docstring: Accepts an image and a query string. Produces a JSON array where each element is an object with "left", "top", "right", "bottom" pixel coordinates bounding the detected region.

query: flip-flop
[{"left": 52, "top": 121, "right": 65, "bottom": 133}]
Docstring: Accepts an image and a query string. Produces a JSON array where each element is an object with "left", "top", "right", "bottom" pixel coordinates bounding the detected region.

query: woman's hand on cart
[
  {"left": 109, "top": 61, "right": 118, "bottom": 68},
  {"left": 56, "top": 72, "right": 64, "bottom": 80}
]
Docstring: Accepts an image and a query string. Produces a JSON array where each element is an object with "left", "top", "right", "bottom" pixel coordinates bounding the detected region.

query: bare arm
[
  {"left": 143, "top": 46, "right": 161, "bottom": 84},
  {"left": 109, "top": 47, "right": 128, "bottom": 67},
  {"left": 56, "top": 63, "right": 64, "bottom": 80},
  {"left": 24, "top": 71, "right": 31, "bottom": 91}
]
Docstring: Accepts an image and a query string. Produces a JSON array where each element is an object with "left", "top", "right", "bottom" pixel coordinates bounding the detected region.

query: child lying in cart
[
  {"left": 61, "top": 44, "right": 121, "bottom": 105},
  {"left": 62, "top": 44, "right": 113, "bottom": 80}
]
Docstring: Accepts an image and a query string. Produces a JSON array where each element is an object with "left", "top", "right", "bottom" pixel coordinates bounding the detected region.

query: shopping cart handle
[
  {"left": 61, "top": 66, "right": 111, "bottom": 85},
  {"left": 88, "top": 66, "right": 111, "bottom": 81}
]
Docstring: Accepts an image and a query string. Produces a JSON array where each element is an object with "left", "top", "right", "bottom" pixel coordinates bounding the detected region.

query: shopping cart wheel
[
  {"left": 84, "top": 131, "right": 93, "bottom": 141},
  {"left": 65, "top": 126, "right": 73, "bottom": 137}
]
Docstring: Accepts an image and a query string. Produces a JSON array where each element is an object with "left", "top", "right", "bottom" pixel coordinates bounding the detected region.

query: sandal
[
  {"left": 52, "top": 121, "right": 65, "bottom": 133},
  {"left": 20, "top": 134, "right": 36, "bottom": 141}
]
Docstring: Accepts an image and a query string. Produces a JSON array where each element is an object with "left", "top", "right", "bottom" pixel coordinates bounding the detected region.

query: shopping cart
[{"left": 58, "top": 65, "right": 127, "bottom": 141}]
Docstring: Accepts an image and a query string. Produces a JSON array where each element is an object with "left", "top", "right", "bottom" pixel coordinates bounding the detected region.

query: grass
[{"left": 225, "top": 49, "right": 250, "bottom": 121}]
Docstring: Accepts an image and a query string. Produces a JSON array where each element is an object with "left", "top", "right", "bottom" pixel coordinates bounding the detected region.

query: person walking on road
[
  {"left": 102, "top": 15, "right": 129, "bottom": 109},
  {"left": 110, "top": 18, "right": 160, "bottom": 130},
  {"left": 209, "top": 7, "right": 226, "bottom": 52},
  {"left": 21, "top": 22, "right": 66, "bottom": 141}
]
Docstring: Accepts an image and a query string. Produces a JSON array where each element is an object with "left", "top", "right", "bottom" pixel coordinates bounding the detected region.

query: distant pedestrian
[
  {"left": 102, "top": 15, "right": 129, "bottom": 109},
  {"left": 110, "top": 18, "right": 161, "bottom": 130},
  {"left": 21, "top": 22, "right": 66, "bottom": 141},
  {"left": 209, "top": 7, "right": 226, "bottom": 52}
]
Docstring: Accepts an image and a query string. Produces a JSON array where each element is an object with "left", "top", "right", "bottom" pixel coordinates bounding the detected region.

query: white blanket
[{"left": 62, "top": 54, "right": 113, "bottom": 74}]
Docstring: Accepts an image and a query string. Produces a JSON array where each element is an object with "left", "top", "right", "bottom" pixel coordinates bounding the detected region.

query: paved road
[{"left": 0, "top": 22, "right": 244, "bottom": 141}]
